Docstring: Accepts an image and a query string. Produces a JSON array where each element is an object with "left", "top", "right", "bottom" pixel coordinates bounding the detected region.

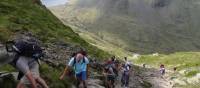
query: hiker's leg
[
  {"left": 76, "top": 79, "right": 81, "bottom": 88},
  {"left": 17, "top": 81, "right": 25, "bottom": 88},
  {"left": 82, "top": 81, "right": 87, "bottom": 88},
  {"left": 25, "top": 71, "right": 37, "bottom": 88},
  {"left": 81, "top": 71, "right": 87, "bottom": 88},
  {"left": 112, "top": 76, "right": 115, "bottom": 88},
  {"left": 127, "top": 74, "right": 130, "bottom": 87},
  {"left": 121, "top": 73, "right": 125, "bottom": 86},
  {"left": 111, "top": 81, "right": 114, "bottom": 88},
  {"left": 108, "top": 80, "right": 111, "bottom": 88},
  {"left": 106, "top": 75, "right": 110, "bottom": 88},
  {"left": 16, "top": 57, "right": 37, "bottom": 88},
  {"left": 31, "top": 61, "right": 49, "bottom": 88},
  {"left": 76, "top": 73, "right": 82, "bottom": 88},
  {"left": 125, "top": 74, "right": 129, "bottom": 87},
  {"left": 36, "top": 77, "right": 49, "bottom": 88},
  {"left": 108, "top": 76, "right": 114, "bottom": 88}
]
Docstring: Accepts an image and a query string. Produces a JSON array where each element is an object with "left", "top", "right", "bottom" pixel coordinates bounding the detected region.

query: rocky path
[
  {"left": 141, "top": 67, "right": 174, "bottom": 88},
  {"left": 86, "top": 65, "right": 174, "bottom": 88},
  {"left": 86, "top": 66, "right": 145, "bottom": 88}
]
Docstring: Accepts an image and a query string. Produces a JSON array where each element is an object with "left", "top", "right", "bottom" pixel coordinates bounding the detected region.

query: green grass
[
  {"left": 135, "top": 52, "right": 200, "bottom": 71},
  {"left": 0, "top": 64, "right": 15, "bottom": 72},
  {"left": 185, "top": 70, "right": 199, "bottom": 77},
  {"left": 134, "top": 52, "right": 200, "bottom": 77},
  {"left": 39, "top": 64, "right": 75, "bottom": 88},
  {"left": 49, "top": 0, "right": 200, "bottom": 54},
  {"left": 0, "top": 0, "right": 110, "bottom": 59}
]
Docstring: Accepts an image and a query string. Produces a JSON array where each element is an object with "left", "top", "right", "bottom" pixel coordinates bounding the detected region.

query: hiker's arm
[
  {"left": 25, "top": 71, "right": 37, "bottom": 88},
  {"left": 60, "top": 58, "right": 74, "bottom": 80},
  {"left": 60, "top": 66, "right": 68, "bottom": 80},
  {"left": 102, "top": 69, "right": 106, "bottom": 76}
]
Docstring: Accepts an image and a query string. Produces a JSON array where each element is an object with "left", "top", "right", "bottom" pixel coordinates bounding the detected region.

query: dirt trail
[
  {"left": 141, "top": 67, "right": 174, "bottom": 88},
  {"left": 114, "top": 70, "right": 144, "bottom": 88},
  {"left": 86, "top": 65, "right": 174, "bottom": 88}
]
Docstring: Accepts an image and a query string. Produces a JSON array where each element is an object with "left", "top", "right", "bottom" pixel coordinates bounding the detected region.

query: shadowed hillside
[{"left": 49, "top": 0, "right": 200, "bottom": 54}]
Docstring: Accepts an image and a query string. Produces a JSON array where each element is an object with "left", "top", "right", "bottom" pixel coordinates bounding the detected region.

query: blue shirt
[{"left": 68, "top": 57, "right": 89, "bottom": 74}]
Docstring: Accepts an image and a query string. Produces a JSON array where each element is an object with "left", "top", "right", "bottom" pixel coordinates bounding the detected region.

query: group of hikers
[
  {"left": 0, "top": 35, "right": 132, "bottom": 88},
  {"left": 0, "top": 34, "right": 172, "bottom": 88},
  {"left": 59, "top": 52, "right": 132, "bottom": 88},
  {"left": 101, "top": 56, "right": 132, "bottom": 88}
]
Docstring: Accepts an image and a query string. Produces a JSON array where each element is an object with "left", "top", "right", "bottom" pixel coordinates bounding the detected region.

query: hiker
[
  {"left": 173, "top": 67, "right": 177, "bottom": 72},
  {"left": 143, "top": 63, "right": 146, "bottom": 68},
  {"left": 90, "top": 59, "right": 97, "bottom": 68},
  {"left": 160, "top": 64, "right": 165, "bottom": 76},
  {"left": 60, "top": 52, "right": 89, "bottom": 88},
  {"left": 114, "top": 59, "right": 120, "bottom": 78},
  {"left": 103, "top": 57, "right": 117, "bottom": 88},
  {"left": 0, "top": 37, "right": 48, "bottom": 88},
  {"left": 121, "top": 57, "right": 131, "bottom": 88}
]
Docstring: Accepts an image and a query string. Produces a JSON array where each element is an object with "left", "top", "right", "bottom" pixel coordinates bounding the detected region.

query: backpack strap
[
  {"left": 72, "top": 57, "right": 86, "bottom": 66},
  {"left": 83, "top": 57, "right": 85, "bottom": 63},
  {"left": 72, "top": 57, "right": 76, "bottom": 67}
]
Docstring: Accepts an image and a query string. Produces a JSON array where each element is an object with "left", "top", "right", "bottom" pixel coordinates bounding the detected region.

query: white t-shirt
[
  {"left": 160, "top": 68, "right": 165, "bottom": 74},
  {"left": 123, "top": 61, "right": 131, "bottom": 72}
]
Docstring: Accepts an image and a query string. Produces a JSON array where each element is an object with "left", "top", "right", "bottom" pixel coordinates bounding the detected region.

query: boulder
[{"left": 0, "top": 72, "right": 17, "bottom": 88}]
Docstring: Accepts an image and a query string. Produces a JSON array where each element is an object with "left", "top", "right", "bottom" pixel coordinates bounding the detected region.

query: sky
[{"left": 41, "top": 0, "right": 69, "bottom": 7}]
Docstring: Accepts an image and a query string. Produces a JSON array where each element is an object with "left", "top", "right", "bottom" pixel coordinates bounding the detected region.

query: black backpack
[
  {"left": 6, "top": 40, "right": 43, "bottom": 59},
  {"left": 14, "top": 41, "right": 43, "bottom": 59},
  {"left": 104, "top": 63, "right": 118, "bottom": 76}
]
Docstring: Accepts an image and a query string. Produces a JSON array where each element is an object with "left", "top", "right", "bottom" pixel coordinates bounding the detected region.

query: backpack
[
  {"left": 72, "top": 57, "right": 86, "bottom": 67},
  {"left": 104, "top": 65, "right": 113, "bottom": 74},
  {"left": 104, "top": 62, "right": 118, "bottom": 76},
  {"left": 123, "top": 64, "right": 131, "bottom": 72},
  {"left": 127, "top": 64, "right": 131, "bottom": 69},
  {"left": 125, "top": 65, "right": 130, "bottom": 71},
  {"left": 13, "top": 40, "right": 43, "bottom": 59}
]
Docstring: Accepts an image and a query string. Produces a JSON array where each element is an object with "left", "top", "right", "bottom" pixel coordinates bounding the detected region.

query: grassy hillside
[
  {"left": 134, "top": 52, "right": 200, "bottom": 71},
  {"left": 0, "top": 0, "right": 110, "bottom": 87},
  {"left": 0, "top": 0, "right": 110, "bottom": 59},
  {"left": 49, "top": 0, "right": 200, "bottom": 54},
  {"left": 66, "top": 25, "right": 133, "bottom": 58},
  {"left": 134, "top": 52, "right": 200, "bottom": 88}
]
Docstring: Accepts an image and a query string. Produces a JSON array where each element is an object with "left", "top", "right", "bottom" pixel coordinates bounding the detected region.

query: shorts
[
  {"left": 76, "top": 71, "right": 87, "bottom": 81},
  {"left": 16, "top": 56, "right": 40, "bottom": 84},
  {"left": 107, "top": 75, "right": 115, "bottom": 82}
]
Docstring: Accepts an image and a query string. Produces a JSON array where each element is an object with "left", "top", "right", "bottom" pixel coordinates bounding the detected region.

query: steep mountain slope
[
  {"left": 49, "top": 0, "right": 200, "bottom": 54},
  {"left": 0, "top": 0, "right": 110, "bottom": 87},
  {"left": 0, "top": 0, "right": 110, "bottom": 58}
]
